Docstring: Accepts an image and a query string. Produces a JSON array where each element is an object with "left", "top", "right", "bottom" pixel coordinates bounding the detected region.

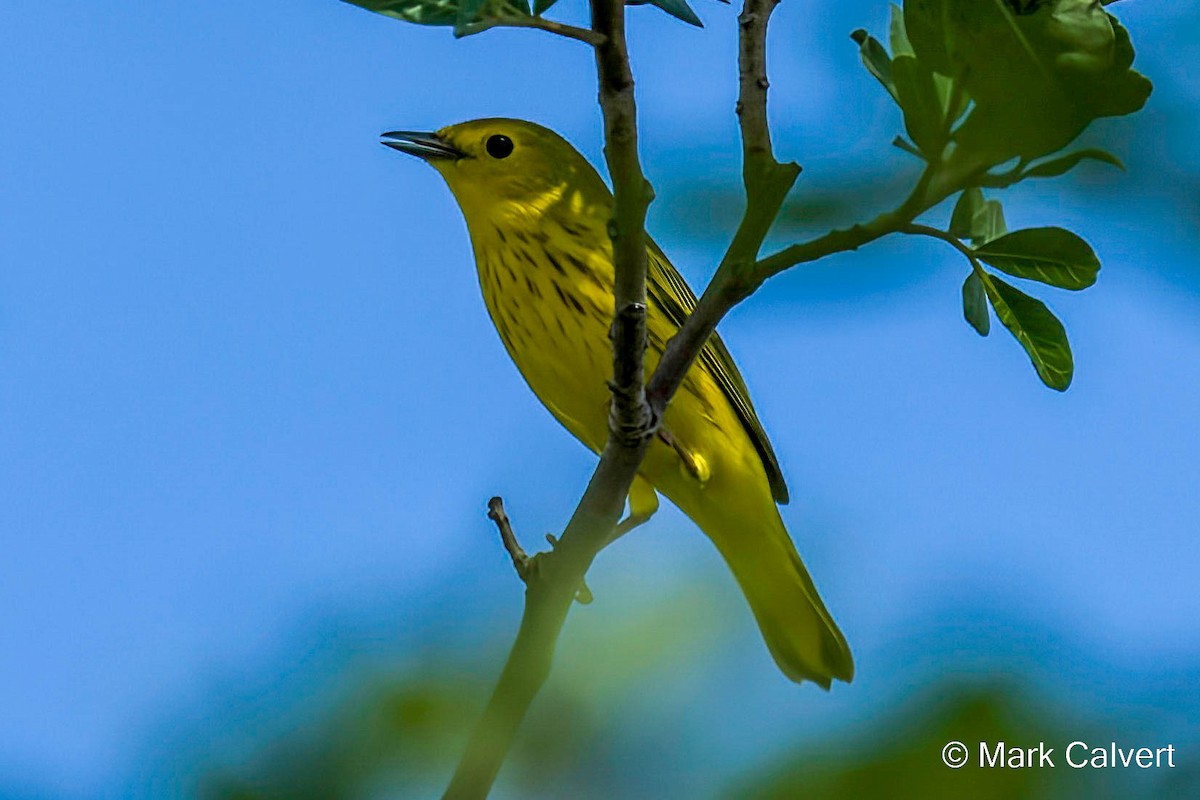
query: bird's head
[{"left": 381, "top": 118, "right": 610, "bottom": 224}]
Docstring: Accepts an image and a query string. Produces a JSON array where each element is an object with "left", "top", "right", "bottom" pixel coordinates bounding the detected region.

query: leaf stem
[
  {"left": 900, "top": 222, "right": 983, "bottom": 271},
  {"left": 752, "top": 163, "right": 944, "bottom": 281}
]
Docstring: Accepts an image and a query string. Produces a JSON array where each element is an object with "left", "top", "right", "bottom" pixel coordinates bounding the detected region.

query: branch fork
[{"left": 486, "top": 496, "right": 594, "bottom": 603}]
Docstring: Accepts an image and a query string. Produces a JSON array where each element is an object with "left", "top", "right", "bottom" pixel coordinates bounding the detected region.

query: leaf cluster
[
  {"left": 855, "top": 0, "right": 1151, "bottom": 170},
  {"left": 952, "top": 192, "right": 1098, "bottom": 391},
  {"left": 854, "top": 0, "right": 1150, "bottom": 390},
  {"left": 342, "top": 0, "right": 719, "bottom": 35}
]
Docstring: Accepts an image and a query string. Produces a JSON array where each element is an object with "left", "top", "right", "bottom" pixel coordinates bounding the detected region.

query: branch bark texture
[{"left": 593, "top": 0, "right": 655, "bottom": 446}]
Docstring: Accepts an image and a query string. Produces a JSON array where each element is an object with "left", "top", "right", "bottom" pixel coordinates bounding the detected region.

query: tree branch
[
  {"left": 486, "top": 496, "right": 529, "bottom": 580},
  {"left": 593, "top": 0, "right": 655, "bottom": 445},
  {"left": 442, "top": 0, "right": 653, "bottom": 796},
  {"left": 647, "top": 0, "right": 797, "bottom": 414},
  {"left": 454, "top": 16, "right": 606, "bottom": 46},
  {"left": 751, "top": 164, "right": 948, "bottom": 279}
]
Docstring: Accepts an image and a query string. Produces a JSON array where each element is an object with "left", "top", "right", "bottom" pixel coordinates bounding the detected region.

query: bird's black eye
[{"left": 486, "top": 134, "right": 514, "bottom": 159}]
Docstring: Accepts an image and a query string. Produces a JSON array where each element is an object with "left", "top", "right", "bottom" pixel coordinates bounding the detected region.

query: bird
[{"left": 382, "top": 118, "right": 853, "bottom": 688}]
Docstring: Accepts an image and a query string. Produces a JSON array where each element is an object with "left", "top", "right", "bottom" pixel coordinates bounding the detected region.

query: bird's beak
[{"left": 380, "top": 130, "right": 465, "bottom": 161}]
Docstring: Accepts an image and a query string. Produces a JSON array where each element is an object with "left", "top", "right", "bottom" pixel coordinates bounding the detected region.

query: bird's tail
[{"left": 694, "top": 497, "right": 854, "bottom": 687}]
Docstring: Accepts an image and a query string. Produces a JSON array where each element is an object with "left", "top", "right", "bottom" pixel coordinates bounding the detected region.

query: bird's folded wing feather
[{"left": 645, "top": 240, "right": 790, "bottom": 505}]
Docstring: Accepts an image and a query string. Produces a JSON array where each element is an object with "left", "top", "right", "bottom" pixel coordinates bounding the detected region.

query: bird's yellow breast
[
  {"left": 466, "top": 206, "right": 762, "bottom": 505},
  {"left": 471, "top": 215, "right": 618, "bottom": 449}
]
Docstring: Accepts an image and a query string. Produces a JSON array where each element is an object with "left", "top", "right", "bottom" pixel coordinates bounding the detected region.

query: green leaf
[
  {"left": 974, "top": 227, "right": 1100, "bottom": 290},
  {"left": 892, "top": 54, "right": 946, "bottom": 158},
  {"left": 628, "top": 0, "right": 702, "bottom": 26},
  {"left": 533, "top": 0, "right": 557, "bottom": 14},
  {"left": 1021, "top": 148, "right": 1124, "bottom": 179},
  {"left": 889, "top": 3, "right": 915, "bottom": 58},
  {"left": 903, "top": 0, "right": 952, "bottom": 74},
  {"left": 949, "top": 188, "right": 984, "bottom": 240},
  {"left": 857, "top": 2, "right": 1149, "bottom": 173},
  {"left": 981, "top": 272, "right": 1074, "bottom": 390},
  {"left": 946, "top": 3, "right": 1152, "bottom": 167},
  {"left": 976, "top": 199, "right": 1007, "bottom": 245},
  {"left": 935, "top": 71, "right": 968, "bottom": 128},
  {"left": 962, "top": 270, "right": 991, "bottom": 337},
  {"left": 342, "top": 0, "right": 460, "bottom": 26},
  {"left": 949, "top": 189, "right": 1006, "bottom": 246},
  {"left": 892, "top": 136, "right": 923, "bottom": 159},
  {"left": 851, "top": 30, "right": 899, "bottom": 103},
  {"left": 456, "top": 0, "right": 488, "bottom": 29}
]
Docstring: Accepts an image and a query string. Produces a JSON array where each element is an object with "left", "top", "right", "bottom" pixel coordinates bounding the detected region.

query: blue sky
[{"left": 1, "top": 1, "right": 1198, "bottom": 797}]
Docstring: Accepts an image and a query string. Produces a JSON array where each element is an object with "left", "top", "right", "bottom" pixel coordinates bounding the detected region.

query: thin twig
[
  {"left": 751, "top": 164, "right": 945, "bottom": 279},
  {"left": 455, "top": 16, "right": 606, "bottom": 46},
  {"left": 647, "top": 0, "right": 798, "bottom": 415},
  {"left": 486, "top": 497, "right": 529, "bottom": 580},
  {"left": 736, "top": 0, "right": 781, "bottom": 160},
  {"left": 975, "top": 158, "right": 1030, "bottom": 190},
  {"left": 900, "top": 222, "right": 982, "bottom": 268}
]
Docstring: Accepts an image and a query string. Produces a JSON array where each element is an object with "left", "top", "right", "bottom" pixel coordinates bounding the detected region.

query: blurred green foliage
[
  {"left": 197, "top": 585, "right": 736, "bottom": 799},
  {"left": 197, "top": 660, "right": 1192, "bottom": 799},
  {"left": 191, "top": 582, "right": 1194, "bottom": 799},
  {"left": 734, "top": 682, "right": 1104, "bottom": 800}
]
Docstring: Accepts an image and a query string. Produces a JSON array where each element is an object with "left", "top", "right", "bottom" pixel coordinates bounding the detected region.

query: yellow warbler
[{"left": 383, "top": 119, "right": 853, "bottom": 687}]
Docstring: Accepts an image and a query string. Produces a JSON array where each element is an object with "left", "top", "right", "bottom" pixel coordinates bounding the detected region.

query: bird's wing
[{"left": 645, "top": 239, "right": 790, "bottom": 504}]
